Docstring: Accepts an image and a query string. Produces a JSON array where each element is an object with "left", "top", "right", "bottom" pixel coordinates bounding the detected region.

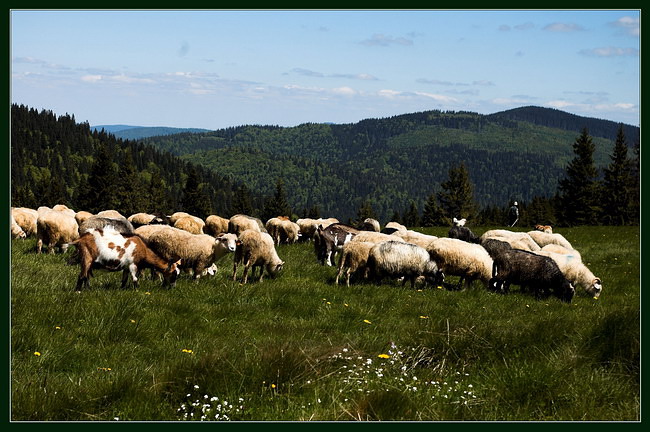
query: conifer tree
[
  {"left": 76, "top": 143, "right": 118, "bottom": 212},
  {"left": 402, "top": 200, "right": 421, "bottom": 227},
  {"left": 114, "top": 148, "right": 146, "bottom": 216},
  {"left": 557, "top": 128, "right": 600, "bottom": 226},
  {"left": 180, "top": 166, "right": 211, "bottom": 218},
  {"left": 147, "top": 168, "right": 172, "bottom": 215},
  {"left": 601, "top": 125, "right": 635, "bottom": 225},
  {"left": 262, "top": 178, "right": 292, "bottom": 221},
  {"left": 436, "top": 163, "right": 477, "bottom": 222},
  {"left": 232, "top": 183, "right": 254, "bottom": 216},
  {"left": 421, "top": 193, "right": 447, "bottom": 227},
  {"left": 354, "top": 200, "right": 377, "bottom": 226}
]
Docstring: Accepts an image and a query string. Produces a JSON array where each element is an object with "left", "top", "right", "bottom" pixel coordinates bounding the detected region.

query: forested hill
[{"left": 138, "top": 107, "right": 638, "bottom": 221}]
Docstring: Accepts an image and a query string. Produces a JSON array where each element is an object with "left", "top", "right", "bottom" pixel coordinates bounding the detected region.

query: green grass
[{"left": 10, "top": 226, "right": 640, "bottom": 421}]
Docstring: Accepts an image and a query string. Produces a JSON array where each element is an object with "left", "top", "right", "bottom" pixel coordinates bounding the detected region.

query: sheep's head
[
  {"left": 589, "top": 278, "right": 603, "bottom": 299},
  {"left": 266, "top": 260, "right": 284, "bottom": 277},
  {"left": 216, "top": 233, "right": 238, "bottom": 253}
]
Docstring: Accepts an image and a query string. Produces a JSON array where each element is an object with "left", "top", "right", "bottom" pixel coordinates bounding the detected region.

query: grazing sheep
[
  {"left": 448, "top": 225, "right": 480, "bottom": 244},
  {"left": 228, "top": 214, "right": 267, "bottom": 236},
  {"left": 232, "top": 229, "right": 284, "bottom": 283},
  {"left": 335, "top": 241, "right": 375, "bottom": 286},
  {"left": 96, "top": 209, "right": 125, "bottom": 219},
  {"left": 11, "top": 211, "right": 26, "bottom": 239},
  {"left": 384, "top": 221, "right": 407, "bottom": 232},
  {"left": 52, "top": 204, "right": 76, "bottom": 217},
  {"left": 266, "top": 217, "right": 301, "bottom": 245},
  {"left": 480, "top": 229, "right": 541, "bottom": 251},
  {"left": 204, "top": 215, "right": 230, "bottom": 237},
  {"left": 351, "top": 231, "right": 406, "bottom": 244},
  {"left": 360, "top": 218, "right": 381, "bottom": 232},
  {"left": 174, "top": 215, "right": 205, "bottom": 234},
  {"left": 367, "top": 241, "right": 444, "bottom": 288},
  {"left": 168, "top": 212, "right": 191, "bottom": 225},
  {"left": 135, "top": 225, "right": 238, "bottom": 279},
  {"left": 128, "top": 213, "right": 167, "bottom": 228},
  {"left": 69, "top": 226, "right": 180, "bottom": 291},
  {"left": 36, "top": 208, "right": 79, "bottom": 254},
  {"left": 296, "top": 217, "right": 339, "bottom": 241},
  {"left": 426, "top": 238, "right": 493, "bottom": 290},
  {"left": 527, "top": 231, "right": 574, "bottom": 250},
  {"left": 533, "top": 249, "right": 602, "bottom": 298},
  {"left": 391, "top": 229, "right": 437, "bottom": 248},
  {"left": 12, "top": 207, "right": 38, "bottom": 237},
  {"left": 485, "top": 240, "right": 575, "bottom": 303},
  {"left": 79, "top": 215, "right": 135, "bottom": 236},
  {"left": 74, "top": 211, "right": 94, "bottom": 226},
  {"left": 314, "top": 223, "right": 360, "bottom": 266},
  {"left": 541, "top": 244, "right": 581, "bottom": 260}
]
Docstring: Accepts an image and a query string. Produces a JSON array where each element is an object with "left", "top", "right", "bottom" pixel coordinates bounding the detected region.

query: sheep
[
  {"left": 448, "top": 225, "right": 480, "bottom": 244},
  {"left": 74, "top": 211, "right": 94, "bottom": 226},
  {"left": 79, "top": 215, "right": 135, "bottom": 236},
  {"left": 335, "top": 241, "right": 375, "bottom": 286},
  {"left": 204, "top": 215, "right": 230, "bottom": 237},
  {"left": 128, "top": 213, "right": 167, "bottom": 228},
  {"left": 533, "top": 249, "right": 602, "bottom": 298},
  {"left": 314, "top": 223, "right": 360, "bottom": 266},
  {"left": 483, "top": 239, "right": 575, "bottom": 303},
  {"left": 11, "top": 211, "right": 26, "bottom": 239},
  {"left": 266, "top": 217, "right": 301, "bottom": 245},
  {"left": 360, "top": 218, "right": 381, "bottom": 232},
  {"left": 12, "top": 207, "right": 37, "bottom": 237},
  {"left": 480, "top": 229, "right": 541, "bottom": 251},
  {"left": 228, "top": 214, "right": 267, "bottom": 236},
  {"left": 135, "top": 225, "right": 238, "bottom": 279},
  {"left": 52, "top": 204, "right": 76, "bottom": 217},
  {"left": 426, "top": 238, "right": 493, "bottom": 290},
  {"left": 168, "top": 212, "right": 191, "bottom": 225},
  {"left": 68, "top": 225, "right": 180, "bottom": 291},
  {"left": 36, "top": 208, "right": 79, "bottom": 254},
  {"left": 232, "top": 229, "right": 284, "bottom": 284},
  {"left": 391, "top": 229, "right": 437, "bottom": 248},
  {"left": 96, "top": 209, "right": 125, "bottom": 219},
  {"left": 174, "top": 215, "right": 205, "bottom": 234},
  {"left": 534, "top": 224, "right": 553, "bottom": 233},
  {"left": 296, "top": 217, "right": 339, "bottom": 241},
  {"left": 541, "top": 244, "right": 581, "bottom": 261},
  {"left": 366, "top": 241, "right": 444, "bottom": 288},
  {"left": 384, "top": 221, "right": 407, "bottom": 232},
  {"left": 527, "top": 231, "right": 574, "bottom": 250},
  {"left": 351, "top": 231, "right": 406, "bottom": 244}
]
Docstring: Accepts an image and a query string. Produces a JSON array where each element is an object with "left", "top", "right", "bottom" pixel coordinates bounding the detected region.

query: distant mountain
[{"left": 92, "top": 125, "right": 211, "bottom": 140}]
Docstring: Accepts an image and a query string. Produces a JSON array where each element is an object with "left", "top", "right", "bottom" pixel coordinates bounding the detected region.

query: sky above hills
[{"left": 11, "top": 9, "right": 640, "bottom": 129}]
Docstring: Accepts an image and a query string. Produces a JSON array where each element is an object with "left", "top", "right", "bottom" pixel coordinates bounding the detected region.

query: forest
[{"left": 10, "top": 103, "right": 639, "bottom": 227}]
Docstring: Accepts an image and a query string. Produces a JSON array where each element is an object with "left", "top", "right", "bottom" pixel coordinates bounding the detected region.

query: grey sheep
[{"left": 367, "top": 241, "right": 444, "bottom": 288}]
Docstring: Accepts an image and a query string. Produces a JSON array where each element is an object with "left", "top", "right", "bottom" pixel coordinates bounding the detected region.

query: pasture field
[{"left": 10, "top": 226, "right": 639, "bottom": 421}]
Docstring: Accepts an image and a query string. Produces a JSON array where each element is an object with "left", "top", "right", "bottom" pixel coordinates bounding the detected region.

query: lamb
[
  {"left": 128, "top": 213, "right": 167, "bottom": 228},
  {"left": 391, "top": 229, "right": 437, "bottom": 248},
  {"left": 296, "top": 217, "right": 339, "bottom": 241},
  {"left": 232, "top": 229, "right": 284, "bottom": 283},
  {"left": 12, "top": 207, "right": 37, "bottom": 237},
  {"left": 527, "top": 231, "right": 574, "bottom": 250},
  {"left": 228, "top": 214, "right": 267, "bottom": 236},
  {"left": 426, "top": 237, "right": 493, "bottom": 290},
  {"left": 483, "top": 239, "right": 575, "bottom": 303},
  {"left": 266, "top": 217, "right": 301, "bottom": 245},
  {"left": 204, "top": 215, "right": 230, "bottom": 237},
  {"left": 448, "top": 225, "right": 480, "bottom": 244},
  {"left": 360, "top": 218, "right": 380, "bottom": 232},
  {"left": 68, "top": 225, "right": 180, "bottom": 291},
  {"left": 533, "top": 249, "right": 602, "bottom": 298},
  {"left": 366, "top": 241, "right": 444, "bottom": 288},
  {"left": 135, "top": 225, "right": 238, "bottom": 279},
  {"left": 335, "top": 241, "right": 375, "bottom": 286},
  {"left": 36, "top": 208, "right": 79, "bottom": 254},
  {"left": 79, "top": 215, "right": 135, "bottom": 236},
  {"left": 480, "top": 229, "right": 541, "bottom": 251},
  {"left": 174, "top": 215, "right": 205, "bottom": 234}
]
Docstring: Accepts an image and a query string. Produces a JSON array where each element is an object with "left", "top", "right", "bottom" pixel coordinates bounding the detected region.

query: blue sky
[{"left": 11, "top": 9, "right": 640, "bottom": 129}]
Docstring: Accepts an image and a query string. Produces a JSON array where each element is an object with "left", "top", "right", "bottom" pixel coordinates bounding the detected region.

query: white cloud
[
  {"left": 360, "top": 34, "right": 413, "bottom": 47},
  {"left": 81, "top": 74, "right": 103, "bottom": 83},
  {"left": 579, "top": 46, "right": 639, "bottom": 57},
  {"left": 543, "top": 22, "right": 585, "bottom": 32},
  {"left": 610, "top": 16, "right": 639, "bottom": 36}
]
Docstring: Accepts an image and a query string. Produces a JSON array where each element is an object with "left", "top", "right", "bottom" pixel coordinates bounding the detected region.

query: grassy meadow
[{"left": 10, "top": 226, "right": 640, "bottom": 421}]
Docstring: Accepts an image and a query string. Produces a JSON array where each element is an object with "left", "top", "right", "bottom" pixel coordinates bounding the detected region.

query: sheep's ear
[{"left": 236, "top": 240, "right": 242, "bottom": 246}]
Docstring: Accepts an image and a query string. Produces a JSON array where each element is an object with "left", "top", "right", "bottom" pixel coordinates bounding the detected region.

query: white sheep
[
  {"left": 391, "top": 229, "right": 438, "bottom": 249},
  {"left": 541, "top": 244, "right": 581, "bottom": 261},
  {"left": 480, "top": 229, "right": 541, "bottom": 251},
  {"left": 135, "top": 225, "right": 237, "bottom": 278},
  {"left": 533, "top": 249, "right": 602, "bottom": 298},
  {"left": 350, "top": 231, "right": 406, "bottom": 244},
  {"left": 384, "top": 221, "right": 407, "bottom": 232},
  {"left": 232, "top": 229, "right": 284, "bottom": 284},
  {"left": 12, "top": 207, "right": 38, "bottom": 237},
  {"left": 361, "top": 218, "right": 381, "bottom": 232},
  {"left": 204, "top": 215, "right": 230, "bottom": 237},
  {"left": 335, "top": 241, "right": 375, "bottom": 286},
  {"left": 266, "top": 217, "right": 300, "bottom": 245},
  {"left": 228, "top": 214, "right": 266, "bottom": 236},
  {"left": 11, "top": 211, "right": 26, "bottom": 239},
  {"left": 128, "top": 213, "right": 167, "bottom": 228},
  {"left": 426, "top": 237, "right": 493, "bottom": 290},
  {"left": 74, "top": 211, "right": 94, "bottom": 226},
  {"left": 527, "top": 231, "right": 574, "bottom": 250},
  {"left": 367, "top": 241, "right": 443, "bottom": 288},
  {"left": 36, "top": 208, "right": 79, "bottom": 254},
  {"left": 296, "top": 217, "right": 339, "bottom": 240},
  {"left": 174, "top": 215, "right": 205, "bottom": 234}
]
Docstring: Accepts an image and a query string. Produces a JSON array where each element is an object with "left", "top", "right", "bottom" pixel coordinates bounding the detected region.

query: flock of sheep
[{"left": 10, "top": 206, "right": 602, "bottom": 303}]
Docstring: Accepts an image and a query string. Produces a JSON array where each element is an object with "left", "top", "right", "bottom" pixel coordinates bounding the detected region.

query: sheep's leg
[{"left": 37, "top": 238, "right": 43, "bottom": 254}]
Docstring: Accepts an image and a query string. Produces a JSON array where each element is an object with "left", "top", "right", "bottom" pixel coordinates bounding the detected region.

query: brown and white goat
[{"left": 69, "top": 226, "right": 180, "bottom": 291}]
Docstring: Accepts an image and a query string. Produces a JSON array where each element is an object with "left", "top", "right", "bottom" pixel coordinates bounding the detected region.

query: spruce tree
[
  {"left": 402, "top": 200, "right": 421, "bottom": 227},
  {"left": 354, "top": 200, "right": 377, "bottom": 226},
  {"left": 114, "top": 148, "right": 146, "bottom": 216},
  {"left": 421, "top": 193, "right": 447, "bottom": 227},
  {"left": 601, "top": 125, "right": 635, "bottom": 225},
  {"left": 262, "top": 178, "right": 292, "bottom": 220},
  {"left": 180, "top": 166, "right": 211, "bottom": 218},
  {"left": 232, "top": 183, "right": 254, "bottom": 216},
  {"left": 436, "top": 163, "right": 477, "bottom": 223},
  {"left": 76, "top": 143, "right": 118, "bottom": 212},
  {"left": 557, "top": 128, "right": 600, "bottom": 226}
]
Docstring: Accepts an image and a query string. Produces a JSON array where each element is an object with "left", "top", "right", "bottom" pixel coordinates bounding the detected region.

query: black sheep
[{"left": 448, "top": 225, "right": 480, "bottom": 243}]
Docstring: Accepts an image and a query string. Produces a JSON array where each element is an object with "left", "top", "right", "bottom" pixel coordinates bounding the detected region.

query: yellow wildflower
[
  {"left": 378, "top": 354, "right": 390, "bottom": 359},
  {"left": 33, "top": 351, "right": 41, "bottom": 356},
  {"left": 271, "top": 383, "right": 276, "bottom": 389},
  {"left": 130, "top": 319, "right": 136, "bottom": 324},
  {"left": 181, "top": 349, "right": 194, "bottom": 354},
  {"left": 419, "top": 315, "right": 429, "bottom": 319},
  {"left": 363, "top": 319, "right": 372, "bottom": 324},
  {"left": 55, "top": 326, "right": 61, "bottom": 330}
]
